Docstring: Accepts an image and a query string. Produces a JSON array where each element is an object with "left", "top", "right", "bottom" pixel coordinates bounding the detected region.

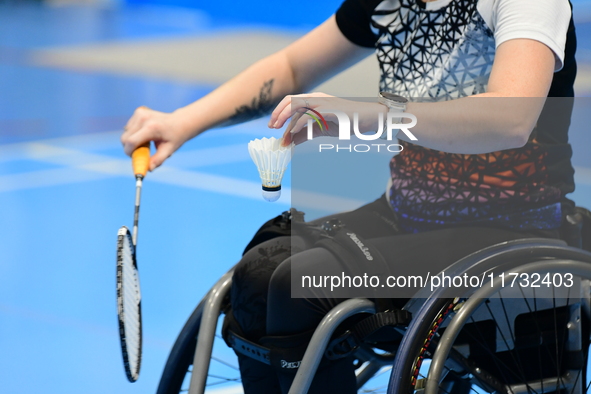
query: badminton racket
[{"left": 116, "top": 141, "right": 150, "bottom": 382}]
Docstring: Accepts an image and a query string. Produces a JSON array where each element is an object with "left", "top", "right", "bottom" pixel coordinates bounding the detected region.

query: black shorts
[{"left": 232, "top": 195, "right": 558, "bottom": 336}]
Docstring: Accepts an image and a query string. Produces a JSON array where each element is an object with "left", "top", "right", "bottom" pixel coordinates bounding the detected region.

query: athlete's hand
[
  {"left": 121, "top": 106, "right": 191, "bottom": 171},
  {"left": 268, "top": 93, "right": 388, "bottom": 146}
]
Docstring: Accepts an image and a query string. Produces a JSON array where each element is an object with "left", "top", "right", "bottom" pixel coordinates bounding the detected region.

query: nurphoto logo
[{"left": 302, "top": 107, "right": 418, "bottom": 153}]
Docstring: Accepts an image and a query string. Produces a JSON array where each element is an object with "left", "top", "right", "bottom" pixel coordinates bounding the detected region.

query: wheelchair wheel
[
  {"left": 157, "top": 282, "right": 396, "bottom": 394},
  {"left": 155, "top": 297, "right": 206, "bottom": 394},
  {"left": 156, "top": 290, "right": 243, "bottom": 394},
  {"left": 389, "top": 244, "right": 591, "bottom": 394},
  {"left": 156, "top": 305, "right": 399, "bottom": 393}
]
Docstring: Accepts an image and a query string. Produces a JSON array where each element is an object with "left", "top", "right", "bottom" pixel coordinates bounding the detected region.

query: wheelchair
[{"left": 156, "top": 207, "right": 591, "bottom": 394}]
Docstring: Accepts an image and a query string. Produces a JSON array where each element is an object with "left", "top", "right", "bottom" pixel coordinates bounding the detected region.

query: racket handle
[{"left": 132, "top": 142, "right": 151, "bottom": 177}]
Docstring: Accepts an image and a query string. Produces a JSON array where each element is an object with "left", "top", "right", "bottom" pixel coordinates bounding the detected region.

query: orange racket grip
[{"left": 132, "top": 142, "right": 151, "bottom": 177}]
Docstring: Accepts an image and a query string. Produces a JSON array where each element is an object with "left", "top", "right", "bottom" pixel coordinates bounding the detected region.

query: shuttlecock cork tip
[{"left": 262, "top": 187, "right": 281, "bottom": 202}]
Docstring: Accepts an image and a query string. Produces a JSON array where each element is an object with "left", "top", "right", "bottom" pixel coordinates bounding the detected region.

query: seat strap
[
  {"left": 226, "top": 331, "right": 271, "bottom": 365},
  {"left": 225, "top": 309, "right": 412, "bottom": 366},
  {"left": 353, "top": 309, "right": 412, "bottom": 340}
]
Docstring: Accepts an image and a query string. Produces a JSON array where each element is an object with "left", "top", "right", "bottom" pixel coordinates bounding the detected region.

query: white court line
[
  {"left": 205, "top": 385, "right": 243, "bottom": 394},
  {"left": 150, "top": 166, "right": 265, "bottom": 200},
  {"left": 150, "top": 167, "right": 366, "bottom": 212},
  {"left": 0, "top": 119, "right": 277, "bottom": 161},
  {"left": 2, "top": 137, "right": 588, "bottom": 211},
  {"left": 166, "top": 143, "right": 250, "bottom": 168},
  {"left": 0, "top": 142, "right": 366, "bottom": 211},
  {"left": 0, "top": 167, "right": 115, "bottom": 193},
  {"left": 0, "top": 140, "right": 252, "bottom": 170},
  {"left": 0, "top": 131, "right": 122, "bottom": 162},
  {"left": 15, "top": 143, "right": 123, "bottom": 167}
]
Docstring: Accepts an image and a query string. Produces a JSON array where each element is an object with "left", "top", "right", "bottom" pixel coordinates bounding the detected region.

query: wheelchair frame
[{"left": 156, "top": 237, "right": 591, "bottom": 394}]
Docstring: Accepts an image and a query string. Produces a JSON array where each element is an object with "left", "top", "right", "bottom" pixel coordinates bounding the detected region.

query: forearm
[
  {"left": 121, "top": 15, "right": 372, "bottom": 169},
  {"left": 172, "top": 51, "right": 300, "bottom": 142},
  {"left": 171, "top": 15, "right": 371, "bottom": 145},
  {"left": 276, "top": 39, "right": 555, "bottom": 153},
  {"left": 400, "top": 94, "right": 546, "bottom": 154},
  {"left": 276, "top": 93, "right": 544, "bottom": 152}
]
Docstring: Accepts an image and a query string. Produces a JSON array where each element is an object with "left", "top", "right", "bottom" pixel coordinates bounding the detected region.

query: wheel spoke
[
  {"left": 515, "top": 285, "right": 569, "bottom": 394},
  {"left": 211, "top": 355, "right": 240, "bottom": 371},
  {"left": 496, "top": 294, "right": 533, "bottom": 392},
  {"left": 206, "top": 374, "right": 241, "bottom": 385},
  {"left": 463, "top": 308, "right": 519, "bottom": 393}
]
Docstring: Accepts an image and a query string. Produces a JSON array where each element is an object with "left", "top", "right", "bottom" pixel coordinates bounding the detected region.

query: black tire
[
  {"left": 157, "top": 292, "right": 239, "bottom": 394},
  {"left": 388, "top": 243, "right": 591, "bottom": 394},
  {"left": 156, "top": 298, "right": 207, "bottom": 394}
]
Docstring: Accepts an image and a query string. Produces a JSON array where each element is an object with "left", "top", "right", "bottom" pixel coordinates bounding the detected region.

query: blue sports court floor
[{"left": 1, "top": 1, "right": 591, "bottom": 393}]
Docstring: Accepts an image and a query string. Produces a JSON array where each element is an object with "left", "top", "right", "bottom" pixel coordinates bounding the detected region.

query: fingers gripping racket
[{"left": 117, "top": 142, "right": 150, "bottom": 382}]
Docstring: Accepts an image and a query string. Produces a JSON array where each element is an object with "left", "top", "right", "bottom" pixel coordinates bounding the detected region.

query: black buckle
[
  {"left": 281, "top": 209, "right": 306, "bottom": 225},
  {"left": 325, "top": 330, "right": 359, "bottom": 360}
]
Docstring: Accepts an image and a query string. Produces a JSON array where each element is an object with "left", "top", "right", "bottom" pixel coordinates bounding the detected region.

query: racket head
[{"left": 116, "top": 226, "right": 142, "bottom": 382}]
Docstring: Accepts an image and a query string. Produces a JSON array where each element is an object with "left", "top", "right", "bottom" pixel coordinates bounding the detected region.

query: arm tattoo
[{"left": 227, "top": 79, "right": 275, "bottom": 125}]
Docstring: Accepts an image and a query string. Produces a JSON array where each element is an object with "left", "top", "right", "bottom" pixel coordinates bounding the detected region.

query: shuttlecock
[{"left": 248, "top": 137, "right": 293, "bottom": 202}]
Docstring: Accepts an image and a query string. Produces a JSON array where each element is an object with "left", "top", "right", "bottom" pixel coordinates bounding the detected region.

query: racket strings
[{"left": 117, "top": 228, "right": 142, "bottom": 381}]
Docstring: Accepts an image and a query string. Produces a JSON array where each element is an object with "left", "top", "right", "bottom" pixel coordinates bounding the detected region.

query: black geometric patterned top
[
  {"left": 336, "top": 0, "right": 577, "bottom": 232},
  {"left": 373, "top": 0, "right": 493, "bottom": 99}
]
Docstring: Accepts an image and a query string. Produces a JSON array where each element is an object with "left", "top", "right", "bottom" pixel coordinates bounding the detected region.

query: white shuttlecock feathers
[{"left": 248, "top": 137, "right": 293, "bottom": 202}]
